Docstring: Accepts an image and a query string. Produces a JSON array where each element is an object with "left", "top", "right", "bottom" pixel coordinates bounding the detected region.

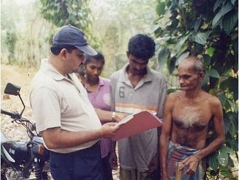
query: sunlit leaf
[
  {"left": 156, "top": 2, "right": 165, "bottom": 16},
  {"left": 212, "top": 12, "right": 222, "bottom": 28},
  {"left": 231, "top": 0, "right": 236, "bottom": 5},
  {"left": 212, "top": 2, "right": 234, "bottom": 28},
  {"left": 219, "top": 145, "right": 235, "bottom": 154},
  {"left": 175, "top": 52, "right": 189, "bottom": 66},
  {"left": 218, "top": 146, "right": 234, "bottom": 166},
  {"left": 193, "top": 31, "right": 211, "bottom": 45},
  {"left": 158, "top": 47, "right": 170, "bottom": 69},
  {"left": 220, "top": 2, "right": 234, "bottom": 15},
  {"left": 178, "top": 0, "right": 184, "bottom": 5},
  {"left": 200, "top": 22, "right": 209, "bottom": 30},
  {"left": 176, "top": 35, "right": 189, "bottom": 50},
  {"left": 213, "top": 0, "right": 225, "bottom": 12},
  {"left": 206, "top": 69, "right": 220, "bottom": 78},
  {"left": 218, "top": 155, "right": 228, "bottom": 166},
  {"left": 206, "top": 47, "right": 215, "bottom": 57}
]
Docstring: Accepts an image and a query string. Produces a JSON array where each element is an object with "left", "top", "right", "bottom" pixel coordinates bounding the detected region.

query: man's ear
[
  {"left": 199, "top": 71, "right": 205, "bottom": 80},
  {"left": 126, "top": 51, "right": 130, "bottom": 58},
  {"left": 59, "top": 48, "right": 68, "bottom": 59}
]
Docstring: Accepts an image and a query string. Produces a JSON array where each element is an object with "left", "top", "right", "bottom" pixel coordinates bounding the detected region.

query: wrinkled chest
[{"left": 172, "top": 103, "right": 212, "bottom": 128}]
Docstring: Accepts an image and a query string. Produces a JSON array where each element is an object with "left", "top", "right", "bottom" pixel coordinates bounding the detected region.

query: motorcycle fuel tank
[{"left": 1, "top": 140, "right": 30, "bottom": 165}]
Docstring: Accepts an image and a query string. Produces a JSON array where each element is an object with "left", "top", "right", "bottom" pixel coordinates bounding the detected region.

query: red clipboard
[{"left": 112, "top": 111, "right": 162, "bottom": 141}]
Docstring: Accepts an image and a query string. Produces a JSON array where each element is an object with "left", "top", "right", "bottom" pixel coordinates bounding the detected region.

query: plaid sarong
[{"left": 167, "top": 141, "right": 205, "bottom": 180}]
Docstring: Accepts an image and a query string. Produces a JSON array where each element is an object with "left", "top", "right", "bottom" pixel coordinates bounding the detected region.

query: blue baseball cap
[{"left": 52, "top": 25, "right": 97, "bottom": 56}]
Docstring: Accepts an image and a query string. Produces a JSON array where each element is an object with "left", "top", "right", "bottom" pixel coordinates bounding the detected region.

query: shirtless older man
[{"left": 160, "top": 56, "right": 225, "bottom": 180}]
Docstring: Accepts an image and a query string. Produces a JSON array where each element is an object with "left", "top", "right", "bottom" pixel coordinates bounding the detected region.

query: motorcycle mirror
[
  {"left": 4, "top": 83, "right": 25, "bottom": 117},
  {"left": 4, "top": 83, "right": 21, "bottom": 96}
]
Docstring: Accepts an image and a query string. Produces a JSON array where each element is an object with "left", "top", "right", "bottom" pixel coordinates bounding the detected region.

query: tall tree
[
  {"left": 154, "top": 0, "right": 238, "bottom": 179},
  {"left": 1, "top": 0, "right": 54, "bottom": 67},
  {"left": 39, "top": 0, "right": 95, "bottom": 42},
  {"left": 1, "top": 0, "right": 19, "bottom": 64}
]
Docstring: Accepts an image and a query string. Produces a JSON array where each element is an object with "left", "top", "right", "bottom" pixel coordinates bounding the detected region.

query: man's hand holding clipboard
[{"left": 112, "top": 111, "right": 162, "bottom": 141}]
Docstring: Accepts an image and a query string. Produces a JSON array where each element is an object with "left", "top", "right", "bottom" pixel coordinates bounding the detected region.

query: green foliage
[
  {"left": 5, "top": 31, "right": 17, "bottom": 64},
  {"left": 90, "top": 0, "right": 158, "bottom": 77},
  {"left": 39, "top": 0, "right": 96, "bottom": 44},
  {"left": 154, "top": 0, "right": 238, "bottom": 178}
]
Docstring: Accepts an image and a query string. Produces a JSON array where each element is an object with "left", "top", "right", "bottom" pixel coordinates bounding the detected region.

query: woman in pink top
[{"left": 79, "top": 52, "right": 114, "bottom": 180}]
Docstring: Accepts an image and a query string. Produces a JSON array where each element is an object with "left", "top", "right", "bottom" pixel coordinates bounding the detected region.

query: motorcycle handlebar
[
  {"left": 1, "top": 109, "right": 37, "bottom": 138},
  {"left": 1, "top": 109, "right": 21, "bottom": 119}
]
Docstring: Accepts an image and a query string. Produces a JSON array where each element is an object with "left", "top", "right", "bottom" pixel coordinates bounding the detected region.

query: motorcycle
[{"left": 1, "top": 83, "right": 50, "bottom": 180}]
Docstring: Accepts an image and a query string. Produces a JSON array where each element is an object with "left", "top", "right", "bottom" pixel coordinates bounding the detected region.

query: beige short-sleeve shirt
[{"left": 30, "top": 59, "right": 101, "bottom": 153}]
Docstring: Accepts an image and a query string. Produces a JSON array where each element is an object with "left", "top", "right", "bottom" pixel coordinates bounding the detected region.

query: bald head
[
  {"left": 178, "top": 56, "right": 205, "bottom": 73},
  {"left": 177, "top": 56, "right": 205, "bottom": 90}
]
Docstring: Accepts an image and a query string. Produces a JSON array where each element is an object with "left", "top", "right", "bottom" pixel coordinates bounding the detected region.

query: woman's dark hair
[
  {"left": 50, "top": 45, "right": 77, "bottom": 55},
  {"left": 84, "top": 51, "right": 105, "bottom": 65},
  {"left": 128, "top": 34, "right": 155, "bottom": 61}
]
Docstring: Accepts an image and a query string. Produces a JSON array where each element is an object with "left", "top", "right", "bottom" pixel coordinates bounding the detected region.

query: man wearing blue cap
[{"left": 29, "top": 25, "right": 120, "bottom": 180}]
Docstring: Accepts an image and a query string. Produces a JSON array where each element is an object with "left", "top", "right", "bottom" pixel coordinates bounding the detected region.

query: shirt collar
[
  {"left": 84, "top": 77, "right": 104, "bottom": 92},
  {"left": 119, "top": 63, "right": 154, "bottom": 83},
  {"left": 40, "top": 59, "right": 66, "bottom": 81}
]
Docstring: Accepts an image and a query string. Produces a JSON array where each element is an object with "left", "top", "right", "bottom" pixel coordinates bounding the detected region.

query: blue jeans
[{"left": 50, "top": 142, "right": 102, "bottom": 180}]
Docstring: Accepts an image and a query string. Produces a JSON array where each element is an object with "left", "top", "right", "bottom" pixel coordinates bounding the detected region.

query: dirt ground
[
  {"left": 1, "top": 64, "right": 37, "bottom": 140},
  {"left": 1, "top": 63, "right": 119, "bottom": 180}
]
